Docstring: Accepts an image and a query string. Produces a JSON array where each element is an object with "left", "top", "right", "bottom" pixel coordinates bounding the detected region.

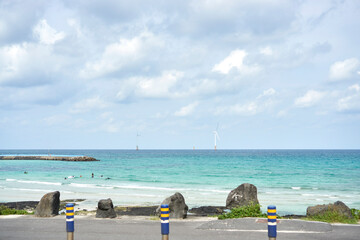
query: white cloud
[
  {"left": 258, "top": 88, "right": 276, "bottom": 98},
  {"left": 259, "top": 46, "right": 273, "bottom": 56},
  {"left": 0, "top": 42, "right": 66, "bottom": 87},
  {"left": 136, "top": 71, "right": 182, "bottom": 98},
  {"left": 33, "top": 19, "right": 65, "bottom": 45},
  {"left": 80, "top": 31, "right": 159, "bottom": 79},
  {"left": 0, "top": 44, "right": 27, "bottom": 82},
  {"left": 99, "top": 113, "right": 120, "bottom": 133},
  {"left": 43, "top": 114, "right": 71, "bottom": 126},
  {"left": 70, "top": 96, "right": 109, "bottom": 113},
  {"left": 337, "top": 84, "right": 360, "bottom": 112},
  {"left": 174, "top": 102, "right": 199, "bottom": 117},
  {"left": 212, "top": 49, "right": 260, "bottom": 75},
  {"left": 216, "top": 88, "right": 276, "bottom": 116},
  {"left": 294, "top": 90, "right": 326, "bottom": 108},
  {"left": 329, "top": 58, "right": 360, "bottom": 80},
  {"left": 116, "top": 70, "right": 184, "bottom": 101}
]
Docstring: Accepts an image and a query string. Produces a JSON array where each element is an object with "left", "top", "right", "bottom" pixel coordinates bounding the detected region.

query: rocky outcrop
[
  {"left": 226, "top": 183, "right": 259, "bottom": 209},
  {"left": 156, "top": 192, "right": 188, "bottom": 219},
  {"left": 34, "top": 191, "right": 60, "bottom": 217},
  {"left": 96, "top": 198, "right": 117, "bottom": 218},
  {"left": 0, "top": 156, "right": 99, "bottom": 161},
  {"left": 189, "top": 206, "right": 226, "bottom": 216},
  {"left": 307, "top": 201, "right": 353, "bottom": 218},
  {"left": 0, "top": 201, "right": 39, "bottom": 211},
  {"left": 115, "top": 206, "right": 157, "bottom": 216}
]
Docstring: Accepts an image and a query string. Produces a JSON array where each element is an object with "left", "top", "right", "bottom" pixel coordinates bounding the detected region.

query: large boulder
[
  {"left": 34, "top": 191, "right": 60, "bottom": 217},
  {"left": 156, "top": 192, "right": 188, "bottom": 219},
  {"left": 96, "top": 198, "right": 117, "bottom": 218},
  {"left": 226, "top": 183, "right": 259, "bottom": 209},
  {"left": 307, "top": 201, "right": 353, "bottom": 218}
]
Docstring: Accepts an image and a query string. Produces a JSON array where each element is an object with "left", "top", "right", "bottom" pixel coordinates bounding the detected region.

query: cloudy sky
[{"left": 1, "top": 0, "right": 360, "bottom": 149}]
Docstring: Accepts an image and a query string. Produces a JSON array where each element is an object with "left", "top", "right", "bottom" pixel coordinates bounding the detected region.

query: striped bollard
[
  {"left": 66, "top": 203, "right": 75, "bottom": 240},
  {"left": 267, "top": 205, "right": 277, "bottom": 240},
  {"left": 160, "top": 204, "right": 170, "bottom": 240}
]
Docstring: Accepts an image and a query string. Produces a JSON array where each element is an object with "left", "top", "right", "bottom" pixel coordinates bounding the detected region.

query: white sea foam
[
  {"left": 291, "top": 187, "right": 301, "bottom": 190},
  {"left": 113, "top": 185, "right": 179, "bottom": 191},
  {"left": 5, "top": 187, "right": 52, "bottom": 193},
  {"left": 301, "top": 193, "right": 315, "bottom": 196},
  {"left": 69, "top": 183, "right": 113, "bottom": 189},
  {"left": 111, "top": 184, "right": 229, "bottom": 194},
  {"left": 6, "top": 178, "right": 61, "bottom": 186},
  {"left": 18, "top": 180, "right": 62, "bottom": 186}
]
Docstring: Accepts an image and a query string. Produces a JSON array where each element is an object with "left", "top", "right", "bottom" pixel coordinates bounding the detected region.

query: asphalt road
[{"left": 0, "top": 216, "right": 359, "bottom": 240}]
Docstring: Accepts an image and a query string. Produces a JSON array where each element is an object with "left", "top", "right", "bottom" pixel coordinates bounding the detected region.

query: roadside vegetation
[
  {"left": 218, "top": 203, "right": 267, "bottom": 220},
  {"left": 218, "top": 204, "right": 360, "bottom": 224},
  {"left": 0, "top": 206, "right": 33, "bottom": 215},
  {"left": 304, "top": 208, "right": 360, "bottom": 224}
]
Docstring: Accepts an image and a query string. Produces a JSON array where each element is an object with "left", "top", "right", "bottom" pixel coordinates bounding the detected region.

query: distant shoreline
[{"left": 0, "top": 156, "right": 99, "bottom": 162}]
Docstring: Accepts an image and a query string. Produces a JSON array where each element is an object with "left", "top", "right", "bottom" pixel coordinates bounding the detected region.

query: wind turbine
[
  {"left": 213, "top": 123, "right": 220, "bottom": 150},
  {"left": 136, "top": 132, "right": 141, "bottom": 151}
]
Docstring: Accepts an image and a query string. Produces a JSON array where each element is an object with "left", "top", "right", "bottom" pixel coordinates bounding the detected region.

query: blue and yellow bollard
[
  {"left": 267, "top": 205, "right": 277, "bottom": 240},
  {"left": 160, "top": 204, "right": 170, "bottom": 240},
  {"left": 66, "top": 203, "right": 75, "bottom": 240}
]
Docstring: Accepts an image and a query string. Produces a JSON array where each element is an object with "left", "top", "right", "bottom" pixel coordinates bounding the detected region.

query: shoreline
[
  {"left": 0, "top": 155, "right": 99, "bottom": 161},
  {"left": 0, "top": 200, "right": 303, "bottom": 218}
]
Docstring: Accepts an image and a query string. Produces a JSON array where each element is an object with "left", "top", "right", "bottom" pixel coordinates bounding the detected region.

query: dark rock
[
  {"left": 189, "top": 206, "right": 226, "bottom": 216},
  {"left": 115, "top": 206, "right": 158, "bottom": 216},
  {"left": 0, "top": 201, "right": 39, "bottom": 210},
  {"left": 96, "top": 198, "right": 117, "bottom": 218},
  {"left": 156, "top": 192, "right": 188, "bottom": 219},
  {"left": 0, "top": 155, "right": 99, "bottom": 161},
  {"left": 282, "top": 214, "right": 306, "bottom": 219},
  {"left": 307, "top": 201, "right": 353, "bottom": 218},
  {"left": 226, "top": 183, "right": 259, "bottom": 209},
  {"left": 34, "top": 191, "right": 60, "bottom": 217}
]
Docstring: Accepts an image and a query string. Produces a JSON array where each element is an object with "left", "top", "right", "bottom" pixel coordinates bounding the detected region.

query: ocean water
[{"left": 0, "top": 149, "right": 359, "bottom": 215}]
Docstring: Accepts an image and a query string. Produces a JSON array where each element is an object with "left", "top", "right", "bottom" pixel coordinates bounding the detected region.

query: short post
[
  {"left": 160, "top": 204, "right": 170, "bottom": 240},
  {"left": 267, "top": 205, "right": 277, "bottom": 240},
  {"left": 66, "top": 203, "right": 75, "bottom": 240}
]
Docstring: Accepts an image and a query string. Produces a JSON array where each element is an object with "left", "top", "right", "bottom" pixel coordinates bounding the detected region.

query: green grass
[
  {"left": 218, "top": 203, "right": 267, "bottom": 220},
  {"left": 303, "top": 208, "right": 360, "bottom": 224},
  {"left": 0, "top": 206, "right": 33, "bottom": 215}
]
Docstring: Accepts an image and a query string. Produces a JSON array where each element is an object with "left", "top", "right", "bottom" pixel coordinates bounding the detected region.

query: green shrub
[
  {"left": 305, "top": 210, "right": 358, "bottom": 224},
  {"left": 218, "top": 203, "right": 267, "bottom": 220},
  {"left": 351, "top": 208, "right": 360, "bottom": 221},
  {"left": 0, "top": 206, "right": 33, "bottom": 215}
]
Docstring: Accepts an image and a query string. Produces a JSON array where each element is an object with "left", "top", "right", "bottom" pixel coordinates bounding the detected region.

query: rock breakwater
[{"left": 0, "top": 155, "right": 99, "bottom": 161}]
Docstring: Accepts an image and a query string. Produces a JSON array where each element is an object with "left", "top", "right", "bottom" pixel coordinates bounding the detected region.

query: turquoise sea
[{"left": 0, "top": 149, "right": 359, "bottom": 215}]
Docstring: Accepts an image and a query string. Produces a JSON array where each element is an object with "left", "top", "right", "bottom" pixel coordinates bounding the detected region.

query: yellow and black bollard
[
  {"left": 66, "top": 203, "right": 75, "bottom": 240},
  {"left": 160, "top": 204, "right": 170, "bottom": 240},
  {"left": 267, "top": 205, "right": 277, "bottom": 240}
]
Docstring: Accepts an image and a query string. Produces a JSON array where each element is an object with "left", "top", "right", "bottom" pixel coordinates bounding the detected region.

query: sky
[{"left": 0, "top": 0, "right": 360, "bottom": 149}]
